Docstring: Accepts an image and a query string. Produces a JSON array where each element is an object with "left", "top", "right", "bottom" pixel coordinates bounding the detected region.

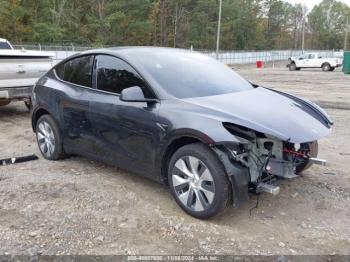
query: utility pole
[
  {"left": 345, "top": 16, "right": 349, "bottom": 51},
  {"left": 301, "top": 5, "right": 305, "bottom": 53},
  {"left": 174, "top": 3, "right": 178, "bottom": 48},
  {"left": 216, "top": 0, "right": 222, "bottom": 60}
]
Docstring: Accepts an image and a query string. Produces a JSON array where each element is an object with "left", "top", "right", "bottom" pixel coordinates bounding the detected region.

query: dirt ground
[{"left": 0, "top": 65, "right": 349, "bottom": 256}]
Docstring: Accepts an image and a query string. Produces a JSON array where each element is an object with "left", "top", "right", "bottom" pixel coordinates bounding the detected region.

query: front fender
[{"left": 212, "top": 146, "right": 250, "bottom": 208}]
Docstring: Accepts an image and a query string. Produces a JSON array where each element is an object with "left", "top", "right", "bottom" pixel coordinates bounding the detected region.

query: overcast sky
[{"left": 283, "top": 0, "right": 350, "bottom": 11}]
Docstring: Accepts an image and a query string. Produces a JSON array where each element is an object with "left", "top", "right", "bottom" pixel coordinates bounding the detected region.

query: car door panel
[
  {"left": 53, "top": 55, "right": 96, "bottom": 155},
  {"left": 89, "top": 92, "right": 160, "bottom": 176},
  {"left": 60, "top": 83, "right": 94, "bottom": 155},
  {"left": 88, "top": 55, "right": 160, "bottom": 178}
]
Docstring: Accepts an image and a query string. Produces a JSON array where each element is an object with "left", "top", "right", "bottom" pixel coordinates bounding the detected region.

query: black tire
[
  {"left": 289, "top": 63, "right": 296, "bottom": 71},
  {"left": 168, "top": 143, "right": 232, "bottom": 219},
  {"left": 35, "top": 114, "right": 65, "bottom": 160},
  {"left": 322, "top": 63, "right": 331, "bottom": 71},
  {"left": 0, "top": 100, "right": 11, "bottom": 107},
  {"left": 296, "top": 141, "right": 318, "bottom": 174},
  {"left": 296, "top": 67, "right": 301, "bottom": 71},
  {"left": 329, "top": 67, "right": 335, "bottom": 71}
]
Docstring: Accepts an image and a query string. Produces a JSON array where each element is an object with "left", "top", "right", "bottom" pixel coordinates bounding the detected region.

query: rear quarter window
[{"left": 55, "top": 55, "right": 94, "bottom": 87}]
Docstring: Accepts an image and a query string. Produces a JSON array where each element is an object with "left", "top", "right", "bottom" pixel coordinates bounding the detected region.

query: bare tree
[
  {"left": 172, "top": 2, "right": 186, "bottom": 47},
  {"left": 159, "top": 0, "right": 168, "bottom": 46},
  {"left": 50, "top": 0, "right": 67, "bottom": 26}
]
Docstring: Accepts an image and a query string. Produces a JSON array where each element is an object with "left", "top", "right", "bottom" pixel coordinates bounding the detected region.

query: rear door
[
  {"left": 88, "top": 55, "right": 160, "bottom": 176},
  {"left": 316, "top": 54, "right": 325, "bottom": 67},
  {"left": 304, "top": 54, "right": 316, "bottom": 67},
  {"left": 54, "top": 55, "right": 96, "bottom": 155}
]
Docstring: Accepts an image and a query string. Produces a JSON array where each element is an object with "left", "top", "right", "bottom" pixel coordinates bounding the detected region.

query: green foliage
[
  {"left": 0, "top": 0, "right": 349, "bottom": 50},
  {"left": 308, "top": 0, "right": 350, "bottom": 49}
]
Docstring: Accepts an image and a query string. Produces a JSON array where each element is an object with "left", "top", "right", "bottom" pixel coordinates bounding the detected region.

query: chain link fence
[
  {"left": 199, "top": 49, "right": 344, "bottom": 65},
  {"left": 13, "top": 44, "right": 344, "bottom": 65}
]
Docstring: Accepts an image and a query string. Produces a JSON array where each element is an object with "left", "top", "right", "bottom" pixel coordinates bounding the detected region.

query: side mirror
[{"left": 120, "top": 86, "right": 157, "bottom": 103}]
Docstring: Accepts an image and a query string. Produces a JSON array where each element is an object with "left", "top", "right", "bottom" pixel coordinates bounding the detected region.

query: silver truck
[{"left": 0, "top": 38, "right": 54, "bottom": 108}]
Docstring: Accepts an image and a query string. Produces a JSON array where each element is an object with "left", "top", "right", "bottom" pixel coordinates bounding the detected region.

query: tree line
[{"left": 0, "top": 0, "right": 349, "bottom": 50}]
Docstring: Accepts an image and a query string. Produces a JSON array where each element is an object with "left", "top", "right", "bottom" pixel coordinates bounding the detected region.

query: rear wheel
[
  {"left": 329, "top": 67, "right": 335, "bottom": 71},
  {"left": 36, "top": 115, "right": 65, "bottom": 160},
  {"left": 295, "top": 141, "right": 318, "bottom": 174},
  {"left": 0, "top": 100, "right": 11, "bottom": 107},
  {"left": 322, "top": 63, "right": 331, "bottom": 71},
  {"left": 168, "top": 143, "right": 231, "bottom": 219}
]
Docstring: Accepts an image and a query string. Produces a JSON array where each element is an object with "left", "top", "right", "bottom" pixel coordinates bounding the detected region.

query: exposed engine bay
[{"left": 221, "top": 123, "right": 326, "bottom": 196}]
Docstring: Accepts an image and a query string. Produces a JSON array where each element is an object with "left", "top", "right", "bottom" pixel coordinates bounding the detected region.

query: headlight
[{"left": 223, "top": 122, "right": 257, "bottom": 141}]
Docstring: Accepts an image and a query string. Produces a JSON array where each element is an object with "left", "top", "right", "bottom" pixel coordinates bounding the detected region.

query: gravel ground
[{"left": 0, "top": 65, "right": 349, "bottom": 255}]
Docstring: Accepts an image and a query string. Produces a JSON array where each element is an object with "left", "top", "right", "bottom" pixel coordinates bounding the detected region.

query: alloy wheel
[
  {"left": 172, "top": 156, "right": 215, "bottom": 212},
  {"left": 37, "top": 121, "right": 56, "bottom": 158}
]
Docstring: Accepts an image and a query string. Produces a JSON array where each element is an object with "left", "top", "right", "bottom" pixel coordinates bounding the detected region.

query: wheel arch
[
  {"left": 160, "top": 135, "right": 206, "bottom": 185},
  {"left": 321, "top": 62, "right": 330, "bottom": 68},
  {"left": 31, "top": 107, "right": 52, "bottom": 131}
]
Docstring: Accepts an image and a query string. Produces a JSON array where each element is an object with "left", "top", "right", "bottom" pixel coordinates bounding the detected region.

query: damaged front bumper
[{"left": 213, "top": 135, "right": 327, "bottom": 207}]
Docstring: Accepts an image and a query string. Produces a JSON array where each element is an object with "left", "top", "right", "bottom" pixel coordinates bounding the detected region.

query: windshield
[{"left": 134, "top": 50, "right": 253, "bottom": 99}]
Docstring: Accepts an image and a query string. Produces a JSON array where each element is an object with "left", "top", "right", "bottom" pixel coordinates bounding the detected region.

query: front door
[
  {"left": 304, "top": 54, "right": 316, "bottom": 67},
  {"left": 88, "top": 55, "right": 160, "bottom": 177}
]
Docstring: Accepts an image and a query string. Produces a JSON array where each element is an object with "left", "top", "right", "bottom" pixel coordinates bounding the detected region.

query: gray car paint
[{"left": 181, "top": 87, "right": 332, "bottom": 144}]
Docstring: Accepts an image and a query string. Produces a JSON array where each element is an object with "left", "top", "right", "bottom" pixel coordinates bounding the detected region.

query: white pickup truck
[
  {"left": 0, "top": 38, "right": 54, "bottom": 108},
  {"left": 288, "top": 52, "right": 342, "bottom": 71}
]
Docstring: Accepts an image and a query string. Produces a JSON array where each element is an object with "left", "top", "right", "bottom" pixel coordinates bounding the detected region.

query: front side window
[
  {"left": 299, "top": 54, "right": 308, "bottom": 60},
  {"left": 0, "top": 42, "right": 12, "bottom": 49},
  {"left": 95, "top": 55, "right": 154, "bottom": 98},
  {"left": 55, "top": 55, "right": 94, "bottom": 87}
]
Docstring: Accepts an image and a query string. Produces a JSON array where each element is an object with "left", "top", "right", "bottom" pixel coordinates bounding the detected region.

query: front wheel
[
  {"left": 168, "top": 143, "right": 232, "bottom": 219},
  {"left": 289, "top": 63, "right": 296, "bottom": 71}
]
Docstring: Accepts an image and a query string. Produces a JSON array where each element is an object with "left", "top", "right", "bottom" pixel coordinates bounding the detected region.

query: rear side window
[
  {"left": 95, "top": 55, "right": 154, "bottom": 98},
  {"left": 55, "top": 55, "right": 94, "bottom": 87}
]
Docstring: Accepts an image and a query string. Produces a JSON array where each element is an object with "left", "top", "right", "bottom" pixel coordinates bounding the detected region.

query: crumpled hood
[{"left": 184, "top": 87, "right": 332, "bottom": 143}]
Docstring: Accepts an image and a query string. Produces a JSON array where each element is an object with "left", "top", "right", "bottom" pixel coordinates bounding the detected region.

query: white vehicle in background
[
  {"left": 288, "top": 52, "right": 342, "bottom": 72},
  {"left": 0, "top": 38, "right": 54, "bottom": 108}
]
